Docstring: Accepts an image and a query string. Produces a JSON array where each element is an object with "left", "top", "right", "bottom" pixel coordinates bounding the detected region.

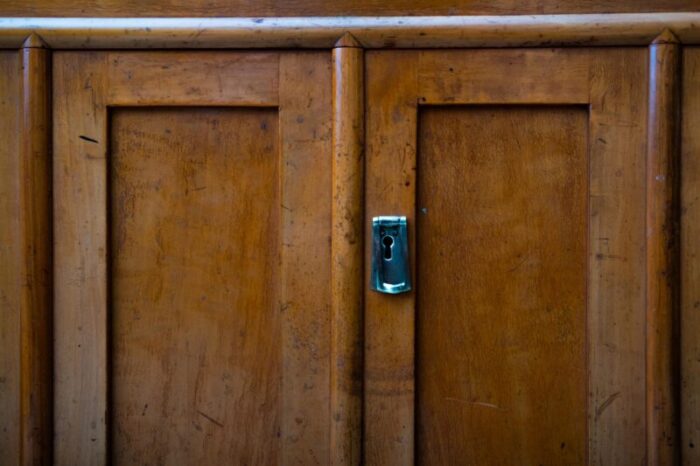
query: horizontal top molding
[{"left": 1, "top": 14, "right": 700, "bottom": 49}]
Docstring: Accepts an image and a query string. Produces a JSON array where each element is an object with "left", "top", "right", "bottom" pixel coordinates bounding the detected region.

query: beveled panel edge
[{"left": 0, "top": 14, "right": 699, "bottom": 49}]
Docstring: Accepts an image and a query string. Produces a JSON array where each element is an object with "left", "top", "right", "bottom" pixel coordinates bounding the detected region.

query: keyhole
[{"left": 382, "top": 235, "right": 394, "bottom": 260}]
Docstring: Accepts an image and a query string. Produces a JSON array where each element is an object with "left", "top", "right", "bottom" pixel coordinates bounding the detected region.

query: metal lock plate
[{"left": 370, "top": 216, "right": 411, "bottom": 294}]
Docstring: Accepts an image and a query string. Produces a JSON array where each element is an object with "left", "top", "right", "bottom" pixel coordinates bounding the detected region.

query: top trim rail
[{"left": 0, "top": 14, "right": 700, "bottom": 49}]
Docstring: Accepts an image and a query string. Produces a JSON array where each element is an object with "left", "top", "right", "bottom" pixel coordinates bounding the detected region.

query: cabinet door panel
[
  {"left": 365, "top": 49, "right": 647, "bottom": 465},
  {"left": 417, "top": 106, "right": 588, "bottom": 464},
  {"left": 54, "top": 51, "right": 331, "bottom": 465}
]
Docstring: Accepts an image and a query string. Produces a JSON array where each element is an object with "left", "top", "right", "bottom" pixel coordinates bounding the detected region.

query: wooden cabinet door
[
  {"left": 53, "top": 51, "right": 331, "bottom": 465},
  {"left": 365, "top": 49, "right": 647, "bottom": 465}
]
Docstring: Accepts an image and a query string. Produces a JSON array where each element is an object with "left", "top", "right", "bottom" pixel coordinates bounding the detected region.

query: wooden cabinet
[{"left": 0, "top": 10, "right": 698, "bottom": 466}]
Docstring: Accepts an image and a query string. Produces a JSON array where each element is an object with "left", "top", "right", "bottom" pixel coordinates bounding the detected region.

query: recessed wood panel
[
  {"left": 416, "top": 106, "right": 588, "bottom": 464},
  {"left": 110, "top": 107, "right": 280, "bottom": 464},
  {"left": 0, "top": 51, "right": 20, "bottom": 466}
]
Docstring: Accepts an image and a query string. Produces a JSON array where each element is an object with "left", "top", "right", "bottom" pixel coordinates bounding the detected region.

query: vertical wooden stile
[
  {"left": 19, "top": 33, "right": 52, "bottom": 466},
  {"left": 364, "top": 51, "right": 418, "bottom": 466},
  {"left": 647, "top": 29, "right": 681, "bottom": 466},
  {"left": 330, "top": 32, "right": 364, "bottom": 466}
]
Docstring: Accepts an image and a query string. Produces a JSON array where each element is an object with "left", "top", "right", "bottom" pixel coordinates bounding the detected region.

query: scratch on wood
[
  {"left": 595, "top": 391, "right": 621, "bottom": 419},
  {"left": 79, "top": 134, "right": 99, "bottom": 143},
  {"left": 197, "top": 410, "right": 224, "bottom": 428},
  {"left": 445, "top": 397, "right": 505, "bottom": 411}
]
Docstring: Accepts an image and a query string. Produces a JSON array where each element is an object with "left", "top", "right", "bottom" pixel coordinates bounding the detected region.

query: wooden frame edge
[
  {"left": 19, "top": 32, "right": 52, "bottom": 466},
  {"left": 330, "top": 32, "right": 364, "bottom": 466},
  {"left": 0, "top": 13, "right": 699, "bottom": 49},
  {"left": 646, "top": 29, "right": 681, "bottom": 466}
]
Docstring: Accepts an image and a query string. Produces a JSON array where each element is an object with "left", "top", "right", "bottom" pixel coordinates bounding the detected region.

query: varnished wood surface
[
  {"left": 366, "top": 48, "right": 647, "bottom": 464},
  {"left": 19, "top": 34, "right": 51, "bottom": 466},
  {"left": 111, "top": 108, "right": 281, "bottom": 464},
  {"left": 647, "top": 30, "right": 681, "bottom": 466},
  {"left": 53, "top": 51, "right": 110, "bottom": 466},
  {"left": 682, "top": 47, "right": 700, "bottom": 466},
  {"left": 330, "top": 34, "right": 363, "bottom": 466},
  {"left": 585, "top": 50, "right": 648, "bottom": 466},
  {"left": 52, "top": 51, "right": 279, "bottom": 465},
  {"left": 418, "top": 50, "right": 592, "bottom": 104},
  {"left": 277, "top": 51, "right": 333, "bottom": 465},
  {"left": 0, "top": 16, "right": 685, "bottom": 465},
  {"left": 364, "top": 51, "right": 418, "bottom": 466},
  {"left": 417, "top": 106, "right": 588, "bottom": 465},
  {"left": 2, "top": 14, "right": 700, "bottom": 49},
  {"left": 105, "top": 52, "right": 279, "bottom": 106},
  {"left": 0, "top": 0, "right": 697, "bottom": 17},
  {"left": 53, "top": 50, "right": 332, "bottom": 465},
  {"left": 0, "top": 50, "right": 20, "bottom": 466}
]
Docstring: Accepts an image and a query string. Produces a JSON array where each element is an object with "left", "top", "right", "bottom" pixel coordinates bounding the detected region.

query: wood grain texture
[
  {"left": 681, "top": 47, "right": 700, "bottom": 466},
  {"left": 366, "top": 48, "right": 647, "bottom": 464},
  {"left": 0, "top": 0, "right": 697, "bottom": 17},
  {"left": 53, "top": 51, "right": 109, "bottom": 466},
  {"left": 3, "top": 15, "right": 700, "bottom": 49},
  {"left": 278, "top": 51, "right": 333, "bottom": 465},
  {"left": 0, "top": 50, "right": 20, "bottom": 466},
  {"left": 19, "top": 34, "right": 52, "bottom": 466},
  {"left": 418, "top": 49, "right": 649, "bottom": 465},
  {"left": 364, "top": 50, "right": 418, "bottom": 466},
  {"left": 106, "top": 52, "right": 279, "bottom": 106},
  {"left": 110, "top": 108, "right": 281, "bottom": 464},
  {"left": 647, "top": 30, "right": 681, "bottom": 466},
  {"left": 416, "top": 106, "right": 588, "bottom": 465},
  {"left": 586, "top": 49, "right": 648, "bottom": 466},
  {"left": 53, "top": 50, "right": 333, "bottom": 465},
  {"left": 418, "top": 49, "right": 592, "bottom": 104},
  {"left": 331, "top": 34, "right": 363, "bottom": 466}
]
